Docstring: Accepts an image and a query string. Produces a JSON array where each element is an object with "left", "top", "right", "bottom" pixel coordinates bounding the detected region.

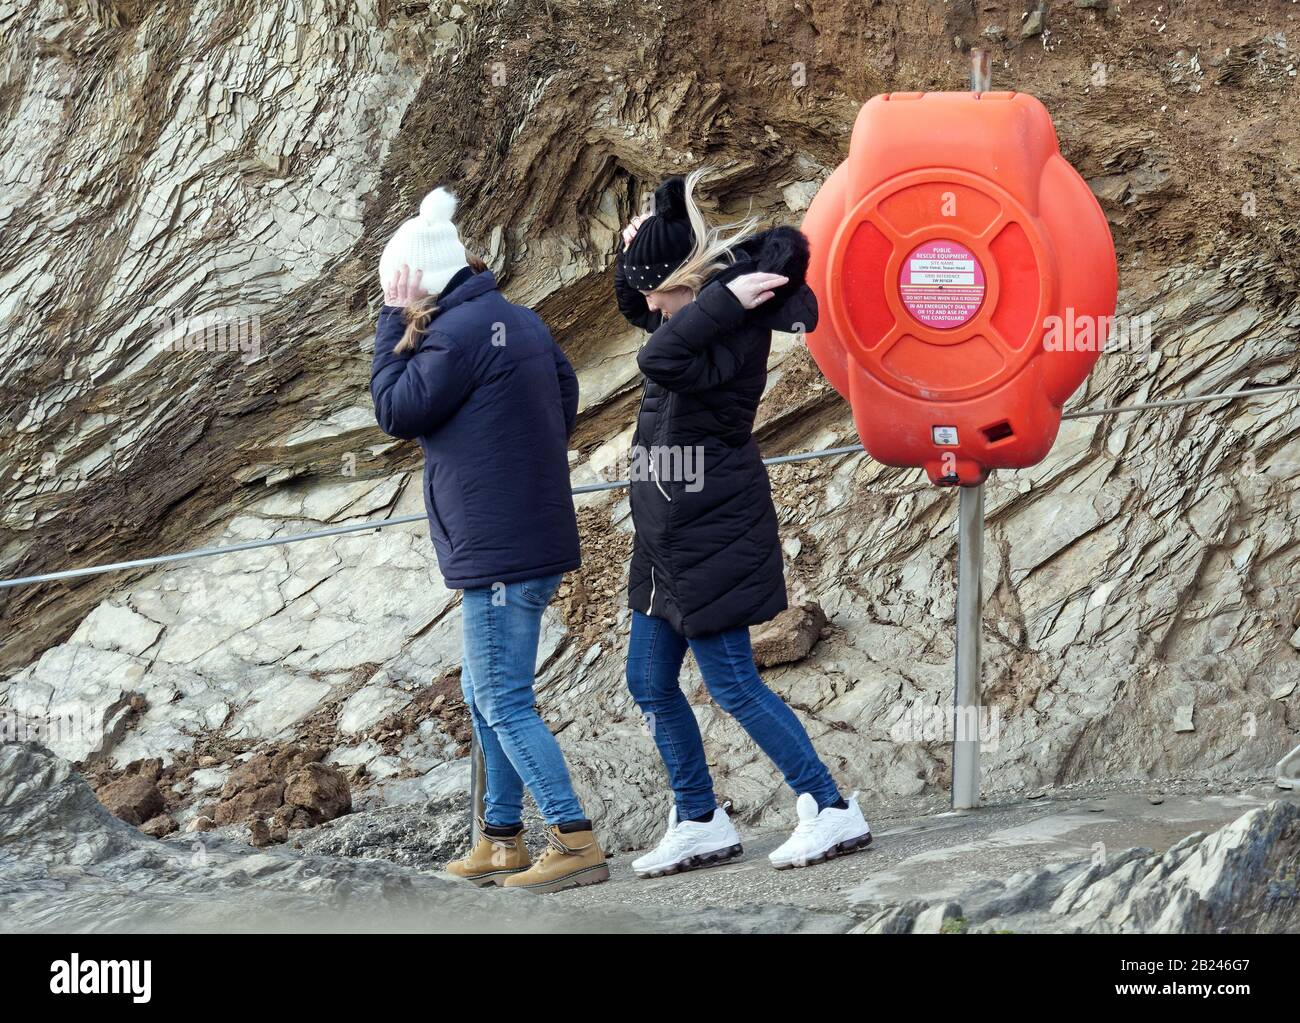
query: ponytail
[
  {"left": 395, "top": 254, "right": 489, "bottom": 355},
  {"left": 654, "top": 168, "right": 762, "bottom": 296}
]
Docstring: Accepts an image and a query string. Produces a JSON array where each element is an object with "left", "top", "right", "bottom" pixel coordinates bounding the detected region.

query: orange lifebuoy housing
[{"left": 802, "top": 92, "right": 1118, "bottom": 485}]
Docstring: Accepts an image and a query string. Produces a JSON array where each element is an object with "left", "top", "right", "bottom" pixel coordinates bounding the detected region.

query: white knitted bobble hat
[{"left": 378, "top": 187, "right": 469, "bottom": 299}]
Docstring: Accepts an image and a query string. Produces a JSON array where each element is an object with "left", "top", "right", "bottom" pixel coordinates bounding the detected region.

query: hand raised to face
[
  {"left": 621, "top": 213, "right": 650, "bottom": 249},
  {"left": 384, "top": 264, "right": 430, "bottom": 306}
]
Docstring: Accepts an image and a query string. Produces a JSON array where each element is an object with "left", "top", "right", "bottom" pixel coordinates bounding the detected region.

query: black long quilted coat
[{"left": 614, "top": 226, "right": 819, "bottom": 637}]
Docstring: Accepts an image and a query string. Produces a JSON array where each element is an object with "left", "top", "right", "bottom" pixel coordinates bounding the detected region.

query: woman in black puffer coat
[{"left": 615, "top": 172, "right": 870, "bottom": 877}]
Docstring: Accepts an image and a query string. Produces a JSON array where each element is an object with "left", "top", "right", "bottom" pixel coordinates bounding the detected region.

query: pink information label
[{"left": 899, "top": 239, "right": 985, "bottom": 329}]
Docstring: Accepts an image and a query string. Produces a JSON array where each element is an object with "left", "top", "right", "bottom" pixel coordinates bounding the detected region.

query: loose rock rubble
[
  {"left": 86, "top": 743, "right": 353, "bottom": 845},
  {"left": 205, "top": 746, "right": 352, "bottom": 841},
  {"left": 752, "top": 602, "right": 829, "bottom": 668}
]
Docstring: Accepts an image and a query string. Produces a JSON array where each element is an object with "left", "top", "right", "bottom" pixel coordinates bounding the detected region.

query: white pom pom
[{"left": 419, "top": 187, "right": 457, "bottom": 224}]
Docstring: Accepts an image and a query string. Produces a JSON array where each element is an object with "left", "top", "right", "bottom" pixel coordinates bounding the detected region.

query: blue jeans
[
  {"left": 625, "top": 610, "right": 842, "bottom": 820},
  {"left": 460, "top": 574, "right": 586, "bottom": 827}
]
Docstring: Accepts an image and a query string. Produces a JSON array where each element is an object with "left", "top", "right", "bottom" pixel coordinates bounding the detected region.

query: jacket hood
[
  {"left": 436, "top": 268, "right": 498, "bottom": 312},
  {"left": 745, "top": 225, "right": 811, "bottom": 286},
  {"left": 713, "top": 225, "right": 817, "bottom": 332}
]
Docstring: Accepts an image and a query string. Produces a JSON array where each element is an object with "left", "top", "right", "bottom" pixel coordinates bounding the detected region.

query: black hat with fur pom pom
[{"left": 622, "top": 176, "right": 696, "bottom": 291}]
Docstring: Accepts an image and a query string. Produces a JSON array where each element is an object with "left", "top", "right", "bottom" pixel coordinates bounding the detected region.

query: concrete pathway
[{"left": 554, "top": 780, "right": 1297, "bottom": 927}]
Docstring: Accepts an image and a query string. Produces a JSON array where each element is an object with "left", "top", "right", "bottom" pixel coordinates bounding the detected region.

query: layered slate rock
[
  {"left": 853, "top": 801, "right": 1300, "bottom": 934},
  {"left": 0, "top": 1, "right": 1296, "bottom": 854}
]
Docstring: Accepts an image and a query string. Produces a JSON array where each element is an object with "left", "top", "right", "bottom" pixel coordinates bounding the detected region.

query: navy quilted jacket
[{"left": 371, "top": 269, "right": 581, "bottom": 589}]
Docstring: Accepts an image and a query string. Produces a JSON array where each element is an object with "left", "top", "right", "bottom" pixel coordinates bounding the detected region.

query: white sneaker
[
  {"left": 632, "top": 803, "right": 744, "bottom": 879},
  {"left": 768, "top": 791, "right": 872, "bottom": 870}
]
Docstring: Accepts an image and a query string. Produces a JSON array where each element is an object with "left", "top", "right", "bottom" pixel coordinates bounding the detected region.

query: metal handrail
[{"left": 0, "top": 382, "right": 1295, "bottom": 591}]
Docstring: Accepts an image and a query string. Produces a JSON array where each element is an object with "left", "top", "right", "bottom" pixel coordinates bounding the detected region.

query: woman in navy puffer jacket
[{"left": 371, "top": 188, "right": 607, "bottom": 894}]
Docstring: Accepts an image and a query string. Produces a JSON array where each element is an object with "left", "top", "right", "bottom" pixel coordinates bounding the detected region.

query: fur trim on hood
[
  {"left": 751, "top": 225, "right": 811, "bottom": 287},
  {"left": 712, "top": 225, "right": 817, "bottom": 332},
  {"left": 720, "top": 225, "right": 812, "bottom": 291}
]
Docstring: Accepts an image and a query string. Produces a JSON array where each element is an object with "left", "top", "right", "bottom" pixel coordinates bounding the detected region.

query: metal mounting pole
[
  {"left": 950, "top": 47, "right": 992, "bottom": 812},
  {"left": 1277, "top": 743, "right": 1300, "bottom": 791},
  {"left": 952, "top": 483, "right": 984, "bottom": 810},
  {"left": 970, "top": 46, "right": 992, "bottom": 93},
  {"left": 469, "top": 733, "right": 486, "bottom": 843}
]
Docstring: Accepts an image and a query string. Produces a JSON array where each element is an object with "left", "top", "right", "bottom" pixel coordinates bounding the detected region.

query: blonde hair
[
  {"left": 653, "top": 168, "right": 762, "bottom": 295},
  {"left": 395, "top": 254, "right": 488, "bottom": 354}
]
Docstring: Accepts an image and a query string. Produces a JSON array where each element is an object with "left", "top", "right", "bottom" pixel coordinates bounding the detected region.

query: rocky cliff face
[
  {"left": 1, "top": 0, "right": 1297, "bottom": 850},
  {"left": 854, "top": 798, "right": 1300, "bottom": 934}
]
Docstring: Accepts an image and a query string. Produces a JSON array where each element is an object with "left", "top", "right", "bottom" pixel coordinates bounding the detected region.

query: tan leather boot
[
  {"left": 500, "top": 824, "right": 609, "bottom": 893},
  {"left": 444, "top": 822, "right": 531, "bottom": 886}
]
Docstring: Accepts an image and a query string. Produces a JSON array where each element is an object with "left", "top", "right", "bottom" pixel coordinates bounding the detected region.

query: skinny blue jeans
[
  {"left": 625, "top": 610, "right": 842, "bottom": 820},
  {"left": 459, "top": 574, "right": 586, "bottom": 827}
]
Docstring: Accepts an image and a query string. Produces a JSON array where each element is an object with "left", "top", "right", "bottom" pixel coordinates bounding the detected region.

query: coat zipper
[
  {"left": 644, "top": 374, "right": 672, "bottom": 503},
  {"left": 638, "top": 346, "right": 667, "bottom": 616},
  {"left": 650, "top": 458, "right": 672, "bottom": 502}
]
